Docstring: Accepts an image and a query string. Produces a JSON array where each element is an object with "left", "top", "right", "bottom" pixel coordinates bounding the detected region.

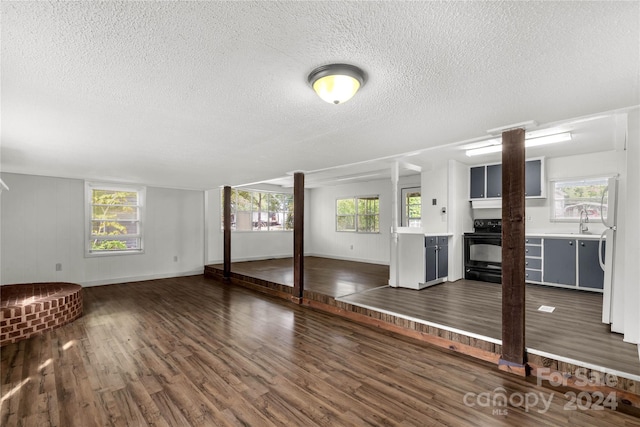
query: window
[
  {"left": 85, "top": 182, "right": 145, "bottom": 255},
  {"left": 336, "top": 196, "right": 379, "bottom": 233},
  {"left": 401, "top": 187, "right": 421, "bottom": 227},
  {"left": 220, "top": 188, "right": 294, "bottom": 231},
  {"left": 550, "top": 176, "right": 610, "bottom": 222}
]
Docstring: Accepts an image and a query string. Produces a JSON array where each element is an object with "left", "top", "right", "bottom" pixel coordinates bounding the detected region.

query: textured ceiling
[{"left": 1, "top": 1, "right": 638, "bottom": 190}]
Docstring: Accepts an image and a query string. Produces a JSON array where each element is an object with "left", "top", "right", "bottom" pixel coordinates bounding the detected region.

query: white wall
[
  {"left": 448, "top": 160, "right": 474, "bottom": 281},
  {"left": 620, "top": 109, "right": 639, "bottom": 344},
  {"left": 308, "top": 179, "right": 391, "bottom": 264},
  {"left": 421, "top": 164, "right": 449, "bottom": 234},
  {"left": 0, "top": 173, "right": 204, "bottom": 286}
]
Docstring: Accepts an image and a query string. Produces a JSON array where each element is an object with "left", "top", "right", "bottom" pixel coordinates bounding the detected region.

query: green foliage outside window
[
  {"left": 91, "top": 190, "right": 139, "bottom": 251},
  {"left": 336, "top": 196, "right": 379, "bottom": 233},
  {"left": 221, "top": 188, "right": 294, "bottom": 231}
]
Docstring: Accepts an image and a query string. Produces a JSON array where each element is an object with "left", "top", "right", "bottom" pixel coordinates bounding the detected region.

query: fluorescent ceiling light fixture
[
  {"left": 465, "top": 132, "right": 572, "bottom": 157},
  {"left": 308, "top": 64, "right": 365, "bottom": 104}
]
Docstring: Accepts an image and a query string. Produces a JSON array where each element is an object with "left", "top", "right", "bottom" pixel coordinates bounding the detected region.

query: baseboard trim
[{"left": 81, "top": 269, "right": 204, "bottom": 287}]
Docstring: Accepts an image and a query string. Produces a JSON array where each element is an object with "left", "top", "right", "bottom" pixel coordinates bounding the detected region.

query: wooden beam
[
  {"left": 500, "top": 128, "right": 527, "bottom": 373},
  {"left": 293, "top": 172, "right": 304, "bottom": 300},
  {"left": 223, "top": 186, "right": 231, "bottom": 280}
]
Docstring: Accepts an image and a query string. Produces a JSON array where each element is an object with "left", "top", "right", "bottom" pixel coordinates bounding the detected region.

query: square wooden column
[
  {"left": 499, "top": 128, "right": 528, "bottom": 376},
  {"left": 292, "top": 172, "right": 304, "bottom": 302},
  {"left": 223, "top": 186, "right": 231, "bottom": 280}
]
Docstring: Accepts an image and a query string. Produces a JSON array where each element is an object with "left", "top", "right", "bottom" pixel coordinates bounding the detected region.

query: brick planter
[{"left": 0, "top": 282, "right": 83, "bottom": 346}]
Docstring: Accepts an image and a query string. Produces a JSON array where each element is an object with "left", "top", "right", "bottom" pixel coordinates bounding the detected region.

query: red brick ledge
[{"left": 0, "top": 282, "right": 83, "bottom": 347}]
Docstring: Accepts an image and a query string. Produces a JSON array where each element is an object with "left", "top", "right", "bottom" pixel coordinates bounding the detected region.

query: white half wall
[{"left": 0, "top": 173, "right": 204, "bottom": 286}]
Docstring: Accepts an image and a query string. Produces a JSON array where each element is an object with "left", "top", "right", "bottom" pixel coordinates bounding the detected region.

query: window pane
[
  {"left": 357, "top": 214, "right": 379, "bottom": 232},
  {"left": 284, "top": 195, "right": 294, "bottom": 230},
  {"left": 337, "top": 215, "right": 355, "bottom": 231},
  {"left": 92, "top": 190, "right": 138, "bottom": 206},
  {"left": 358, "top": 197, "right": 379, "bottom": 215},
  {"left": 88, "top": 184, "right": 143, "bottom": 254},
  {"left": 337, "top": 198, "right": 355, "bottom": 215},
  {"left": 252, "top": 192, "right": 269, "bottom": 230},
  {"left": 552, "top": 178, "right": 608, "bottom": 221}
]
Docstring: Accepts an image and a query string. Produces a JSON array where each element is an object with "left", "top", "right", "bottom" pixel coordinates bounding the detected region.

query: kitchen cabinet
[
  {"left": 486, "top": 164, "right": 502, "bottom": 198},
  {"left": 578, "top": 240, "right": 605, "bottom": 289},
  {"left": 470, "top": 166, "right": 485, "bottom": 199},
  {"left": 396, "top": 233, "right": 449, "bottom": 290},
  {"left": 426, "top": 236, "right": 448, "bottom": 284},
  {"left": 525, "top": 159, "right": 542, "bottom": 197},
  {"left": 437, "top": 236, "right": 449, "bottom": 279},
  {"left": 525, "top": 237, "right": 543, "bottom": 283},
  {"left": 543, "top": 238, "right": 576, "bottom": 286},
  {"left": 469, "top": 158, "right": 544, "bottom": 200}
]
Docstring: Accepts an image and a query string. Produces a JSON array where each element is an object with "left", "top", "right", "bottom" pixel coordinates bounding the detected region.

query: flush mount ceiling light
[
  {"left": 308, "top": 64, "right": 365, "bottom": 105},
  {"left": 465, "top": 132, "right": 572, "bottom": 157}
]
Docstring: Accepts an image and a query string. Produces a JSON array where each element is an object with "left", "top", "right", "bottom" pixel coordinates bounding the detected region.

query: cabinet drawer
[
  {"left": 525, "top": 245, "right": 542, "bottom": 257},
  {"left": 525, "top": 257, "right": 542, "bottom": 270},
  {"left": 525, "top": 237, "right": 541, "bottom": 245},
  {"left": 525, "top": 269, "right": 542, "bottom": 282},
  {"left": 438, "top": 236, "right": 448, "bottom": 246},
  {"left": 425, "top": 236, "right": 438, "bottom": 246}
]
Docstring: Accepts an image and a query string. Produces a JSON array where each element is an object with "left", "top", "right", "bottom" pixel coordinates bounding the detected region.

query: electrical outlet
[
  {"left": 350, "top": 245, "right": 354, "bottom": 250},
  {"left": 173, "top": 255, "right": 178, "bottom": 262},
  {"left": 55, "top": 263, "right": 62, "bottom": 271}
]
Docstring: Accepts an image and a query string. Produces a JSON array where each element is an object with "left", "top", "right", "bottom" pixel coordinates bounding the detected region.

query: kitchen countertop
[
  {"left": 395, "top": 228, "right": 453, "bottom": 236},
  {"left": 525, "top": 232, "right": 605, "bottom": 240}
]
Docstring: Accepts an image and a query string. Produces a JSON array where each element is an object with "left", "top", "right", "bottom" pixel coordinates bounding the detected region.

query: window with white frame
[
  {"left": 401, "top": 187, "right": 421, "bottom": 227},
  {"left": 336, "top": 196, "right": 380, "bottom": 233},
  {"left": 85, "top": 182, "right": 145, "bottom": 255},
  {"left": 550, "top": 176, "right": 609, "bottom": 222},
  {"left": 220, "top": 188, "right": 294, "bottom": 231}
]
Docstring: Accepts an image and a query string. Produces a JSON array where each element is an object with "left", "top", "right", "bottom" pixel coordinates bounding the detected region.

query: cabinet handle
[
  {"left": 525, "top": 249, "right": 529, "bottom": 253},
  {"left": 580, "top": 242, "right": 585, "bottom": 247},
  {"left": 497, "top": 193, "right": 501, "bottom": 196},
  {"left": 569, "top": 241, "right": 573, "bottom": 246},
  {"left": 525, "top": 262, "right": 529, "bottom": 266}
]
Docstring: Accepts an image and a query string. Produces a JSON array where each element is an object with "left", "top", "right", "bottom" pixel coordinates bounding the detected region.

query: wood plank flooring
[
  {"left": 211, "top": 256, "right": 389, "bottom": 297},
  {"left": 3, "top": 275, "right": 638, "bottom": 426},
  {"left": 339, "top": 281, "right": 640, "bottom": 378},
  {"left": 210, "top": 257, "right": 640, "bottom": 379}
]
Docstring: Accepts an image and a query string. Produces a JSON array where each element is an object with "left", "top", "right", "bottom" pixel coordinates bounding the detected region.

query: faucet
[{"left": 579, "top": 209, "right": 589, "bottom": 234}]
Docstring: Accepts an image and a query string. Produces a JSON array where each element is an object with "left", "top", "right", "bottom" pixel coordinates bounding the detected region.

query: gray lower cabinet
[
  {"left": 426, "top": 236, "right": 448, "bottom": 283},
  {"left": 578, "top": 240, "right": 605, "bottom": 289},
  {"left": 437, "top": 236, "right": 448, "bottom": 279},
  {"left": 543, "top": 238, "right": 576, "bottom": 286}
]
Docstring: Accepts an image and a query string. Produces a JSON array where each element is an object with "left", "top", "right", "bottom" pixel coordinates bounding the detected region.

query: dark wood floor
[
  {"left": 212, "top": 257, "right": 640, "bottom": 379},
  {"left": 2, "top": 276, "right": 638, "bottom": 426},
  {"left": 213, "top": 256, "right": 389, "bottom": 297}
]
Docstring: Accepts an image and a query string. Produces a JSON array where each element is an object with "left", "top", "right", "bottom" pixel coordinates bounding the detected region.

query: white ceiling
[{"left": 1, "top": 1, "right": 638, "bottom": 190}]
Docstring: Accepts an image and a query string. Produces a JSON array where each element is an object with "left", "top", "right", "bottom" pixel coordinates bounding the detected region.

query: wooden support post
[
  {"left": 223, "top": 186, "right": 231, "bottom": 280},
  {"left": 500, "top": 128, "right": 528, "bottom": 376},
  {"left": 292, "top": 172, "right": 304, "bottom": 302}
]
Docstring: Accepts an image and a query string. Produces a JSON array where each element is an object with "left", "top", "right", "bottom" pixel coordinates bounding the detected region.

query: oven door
[{"left": 464, "top": 233, "right": 502, "bottom": 283}]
